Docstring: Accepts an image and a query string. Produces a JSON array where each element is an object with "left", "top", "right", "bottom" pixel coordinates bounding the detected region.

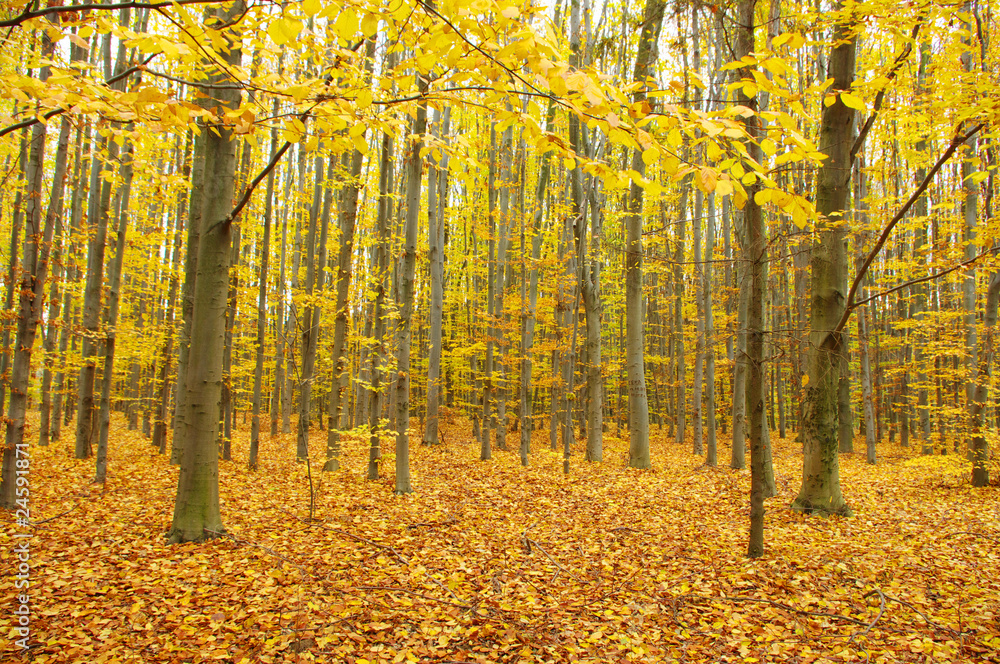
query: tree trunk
[
  {"left": 168, "top": 3, "right": 243, "bottom": 543},
  {"left": 625, "top": 0, "right": 665, "bottom": 469},
  {"left": 250, "top": 95, "right": 280, "bottom": 471},
  {"left": 95, "top": 130, "right": 134, "bottom": 484},
  {"left": 705, "top": 193, "right": 717, "bottom": 466},
  {"left": 325, "top": 98, "right": 370, "bottom": 470},
  {"left": 970, "top": 272, "right": 999, "bottom": 487},
  {"left": 367, "top": 126, "right": 395, "bottom": 482},
  {"left": 793, "top": 2, "right": 855, "bottom": 516},
  {"left": 0, "top": 27, "right": 58, "bottom": 509},
  {"left": 296, "top": 155, "right": 333, "bottom": 462},
  {"left": 422, "top": 106, "right": 449, "bottom": 448},
  {"left": 74, "top": 122, "right": 118, "bottom": 459},
  {"left": 38, "top": 118, "right": 72, "bottom": 446},
  {"left": 394, "top": 82, "right": 428, "bottom": 493}
]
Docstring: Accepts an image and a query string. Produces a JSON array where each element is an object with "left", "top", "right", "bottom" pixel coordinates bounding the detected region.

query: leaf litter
[{"left": 2, "top": 416, "right": 998, "bottom": 663}]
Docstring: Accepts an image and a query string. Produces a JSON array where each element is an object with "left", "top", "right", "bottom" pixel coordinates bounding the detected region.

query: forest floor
[{"left": 2, "top": 415, "right": 999, "bottom": 664}]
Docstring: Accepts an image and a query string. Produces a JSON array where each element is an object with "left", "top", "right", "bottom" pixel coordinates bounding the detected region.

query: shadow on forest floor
[{"left": 2, "top": 415, "right": 999, "bottom": 663}]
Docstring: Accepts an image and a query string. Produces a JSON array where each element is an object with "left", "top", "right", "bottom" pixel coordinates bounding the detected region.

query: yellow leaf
[
  {"left": 335, "top": 8, "right": 360, "bottom": 39},
  {"left": 754, "top": 189, "right": 771, "bottom": 205},
  {"left": 302, "top": 0, "right": 322, "bottom": 17},
  {"left": 356, "top": 89, "right": 372, "bottom": 109},
  {"left": 792, "top": 202, "right": 807, "bottom": 229},
  {"left": 802, "top": 374, "right": 809, "bottom": 386},
  {"left": 352, "top": 134, "right": 368, "bottom": 154},
  {"left": 641, "top": 148, "right": 658, "bottom": 166},
  {"left": 840, "top": 92, "right": 865, "bottom": 111},
  {"left": 760, "top": 138, "right": 777, "bottom": 156},
  {"left": 361, "top": 14, "right": 379, "bottom": 38},
  {"left": 268, "top": 17, "right": 303, "bottom": 46}
]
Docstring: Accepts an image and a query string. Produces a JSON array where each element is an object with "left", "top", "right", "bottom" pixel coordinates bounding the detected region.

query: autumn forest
[{"left": 1, "top": 0, "right": 999, "bottom": 661}]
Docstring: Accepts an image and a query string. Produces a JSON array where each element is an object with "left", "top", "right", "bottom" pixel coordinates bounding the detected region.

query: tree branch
[
  {"left": 851, "top": 245, "right": 1000, "bottom": 310},
  {"left": 833, "top": 122, "right": 984, "bottom": 335},
  {"left": 0, "top": 0, "right": 222, "bottom": 28},
  {"left": 849, "top": 21, "right": 922, "bottom": 164},
  {"left": 0, "top": 54, "right": 157, "bottom": 139}
]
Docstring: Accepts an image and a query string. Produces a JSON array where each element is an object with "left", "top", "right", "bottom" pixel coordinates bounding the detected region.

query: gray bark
[
  {"left": 168, "top": 3, "right": 243, "bottom": 543},
  {"left": 793, "top": 2, "right": 855, "bottom": 516},
  {"left": 625, "top": 0, "right": 665, "bottom": 469},
  {"left": 1, "top": 28, "right": 58, "bottom": 508}
]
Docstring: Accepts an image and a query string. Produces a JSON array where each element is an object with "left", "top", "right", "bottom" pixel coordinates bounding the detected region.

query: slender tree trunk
[
  {"left": 705, "top": 193, "right": 717, "bottom": 466},
  {"left": 625, "top": 0, "right": 665, "bottom": 469},
  {"left": 38, "top": 118, "right": 72, "bottom": 446},
  {"left": 95, "top": 131, "right": 134, "bottom": 484},
  {"left": 296, "top": 155, "right": 332, "bottom": 462},
  {"left": 422, "top": 106, "right": 449, "bottom": 448},
  {"left": 250, "top": 96, "right": 280, "bottom": 471},
  {"left": 325, "top": 106, "right": 370, "bottom": 469},
  {"left": 394, "top": 82, "right": 428, "bottom": 493},
  {"left": 74, "top": 126, "right": 118, "bottom": 459},
  {"left": 367, "top": 126, "right": 395, "bottom": 481}
]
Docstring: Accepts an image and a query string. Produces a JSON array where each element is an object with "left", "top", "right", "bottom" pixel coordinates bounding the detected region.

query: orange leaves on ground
[{"left": 1, "top": 416, "right": 998, "bottom": 663}]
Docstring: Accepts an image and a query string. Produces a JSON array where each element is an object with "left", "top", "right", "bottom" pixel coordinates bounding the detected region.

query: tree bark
[
  {"left": 792, "top": 1, "right": 856, "bottom": 516},
  {"left": 0, "top": 26, "right": 58, "bottom": 508},
  {"left": 394, "top": 83, "right": 428, "bottom": 493},
  {"left": 625, "top": 0, "right": 665, "bottom": 469},
  {"left": 422, "top": 106, "right": 449, "bottom": 448},
  {"left": 168, "top": 2, "right": 243, "bottom": 543}
]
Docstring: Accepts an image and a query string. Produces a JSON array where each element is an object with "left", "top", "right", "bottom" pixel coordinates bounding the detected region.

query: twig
[
  {"left": 835, "top": 122, "right": 984, "bottom": 336},
  {"left": 850, "top": 588, "right": 886, "bottom": 642},
  {"left": 879, "top": 591, "right": 963, "bottom": 635},
  {"left": 425, "top": 574, "right": 464, "bottom": 603},
  {"left": 29, "top": 503, "right": 79, "bottom": 526},
  {"left": 523, "top": 537, "right": 584, "bottom": 584},
  {"left": 280, "top": 508, "right": 409, "bottom": 565},
  {"left": 943, "top": 530, "right": 1000, "bottom": 545},
  {"left": 354, "top": 585, "right": 470, "bottom": 610},
  {"left": 682, "top": 594, "right": 871, "bottom": 627},
  {"left": 406, "top": 516, "right": 458, "bottom": 530},
  {"left": 0, "top": 55, "right": 157, "bottom": 139},
  {"left": 521, "top": 520, "right": 539, "bottom": 554}
]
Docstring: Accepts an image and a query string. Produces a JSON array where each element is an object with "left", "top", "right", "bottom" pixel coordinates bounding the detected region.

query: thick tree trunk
[
  {"left": 0, "top": 28, "right": 58, "bottom": 508},
  {"left": 169, "top": 3, "right": 243, "bottom": 543},
  {"left": 970, "top": 272, "right": 999, "bottom": 487},
  {"left": 793, "top": 2, "right": 855, "bottom": 516},
  {"left": 170, "top": 127, "right": 206, "bottom": 463}
]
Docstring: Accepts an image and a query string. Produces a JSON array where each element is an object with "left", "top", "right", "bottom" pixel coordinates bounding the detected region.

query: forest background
[{"left": 1, "top": 0, "right": 999, "bottom": 662}]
